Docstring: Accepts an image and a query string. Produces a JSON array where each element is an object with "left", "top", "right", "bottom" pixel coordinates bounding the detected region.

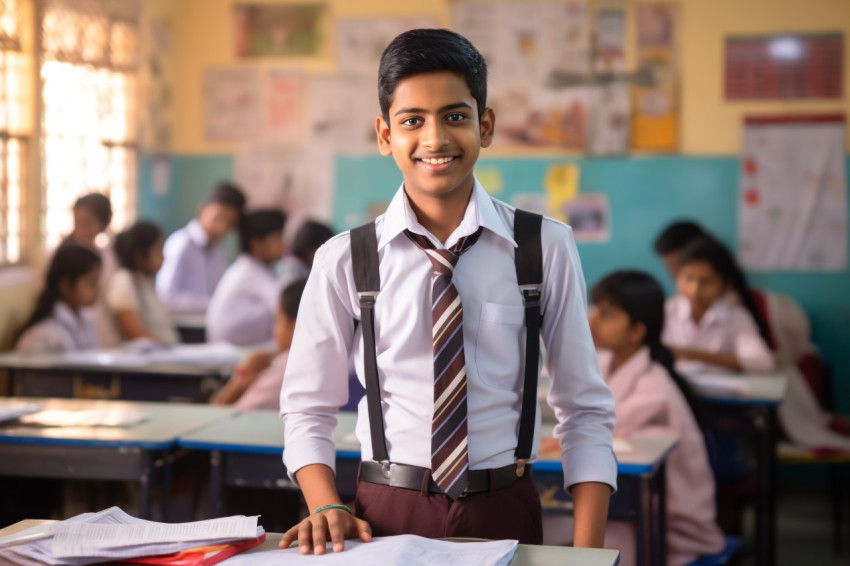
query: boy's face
[
  {"left": 376, "top": 71, "right": 495, "bottom": 204},
  {"left": 198, "top": 202, "right": 240, "bottom": 244},
  {"left": 250, "top": 230, "right": 286, "bottom": 264},
  {"left": 73, "top": 206, "right": 105, "bottom": 246}
]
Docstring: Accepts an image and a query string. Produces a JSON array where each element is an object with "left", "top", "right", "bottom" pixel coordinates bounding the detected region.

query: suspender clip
[
  {"left": 380, "top": 460, "right": 392, "bottom": 479},
  {"left": 520, "top": 286, "right": 541, "bottom": 309},
  {"left": 358, "top": 291, "right": 379, "bottom": 308}
]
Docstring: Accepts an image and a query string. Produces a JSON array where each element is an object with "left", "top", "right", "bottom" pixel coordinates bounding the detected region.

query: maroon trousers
[{"left": 354, "top": 468, "right": 543, "bottom": 544}]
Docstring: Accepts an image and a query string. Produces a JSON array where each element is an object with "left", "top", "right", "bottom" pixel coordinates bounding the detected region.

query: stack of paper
[
  {"left": 0, "top": 507, "right": 264, "bottom": 566},
  {"left": 0, "top": 400, "right": 41, "bottom": 423}
]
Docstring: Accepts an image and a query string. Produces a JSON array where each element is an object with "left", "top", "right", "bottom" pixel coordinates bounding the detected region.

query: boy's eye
[
  {"left": 401, "top": 117, "right": 421, "bottom": 127},
  {"left": 446, "top": 113, "right": 466, "bottom": 122}
]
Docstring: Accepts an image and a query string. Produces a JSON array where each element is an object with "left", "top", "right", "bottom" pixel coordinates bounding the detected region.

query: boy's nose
[{"left": 422, "top": 121, "right": 450, "bottom": 150}]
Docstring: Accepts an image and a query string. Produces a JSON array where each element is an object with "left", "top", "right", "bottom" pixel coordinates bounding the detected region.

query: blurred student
[
  {"left": 211, "top": 278, "right": 306, "bottom": 410},
  {"left": 278, "top": 220, "right": 334, "bottom": 288},
  {"left": 60, "top": 192, "right": 120, "bottom": 347},
  {"left": 662, "top": 237, "right": 774, "bottom": 374},
  {"left": 15, "top": 245, "right": 102, "bottom": 353},
  {"left": 588, "top": 270, "right": 723, "bottom": 566},
  {"left": 653, "top": 220, "right": 707, "bottom": 279},
  {"left": 156, "top": 182, "right": 246, "bottom": 314},
  {"left": 106, "top": 221, "right": 179, "bottom": 345},
  {"left": 206, "top": 209, "right": 287, "bottom": 347}
]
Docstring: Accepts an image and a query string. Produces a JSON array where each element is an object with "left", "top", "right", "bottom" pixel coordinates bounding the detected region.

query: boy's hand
[{"left": 279, "top": 510, "right": 372, "bottom": 554}]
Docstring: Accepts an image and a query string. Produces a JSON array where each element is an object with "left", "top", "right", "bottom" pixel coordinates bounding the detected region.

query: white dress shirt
[
  {"left": 281, "top": 179, "right": 617, "bottom": 492},
  {"left": 206, "top": 254, "right": 280, "bottom": 347},
  {"left": 105, "top": 268, "right": 180, "bottom": 346},
  {"left": 156, "top": 220, "right": 226, "bottom": 314},
  {"left": 15, "top": 302, "right": 98, "bottom": 353},
  {"left": 598, "top": 347, "right": 724, "bottom": 565},
  {"left": 663, "top": 294, "right": 775, "bottom": 373}
]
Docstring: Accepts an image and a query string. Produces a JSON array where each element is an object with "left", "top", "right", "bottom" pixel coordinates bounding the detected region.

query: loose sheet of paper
[{"left": 224, "top": 535, "right": 518, "bottom": 566}]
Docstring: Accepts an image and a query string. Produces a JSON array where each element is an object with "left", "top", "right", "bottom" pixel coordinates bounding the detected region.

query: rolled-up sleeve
[
  {"left": 540, "top": 223, "right": 617, "bottom": 493},
  {"left": 280, "top": 241, "right": 355, "bottom": 482}
]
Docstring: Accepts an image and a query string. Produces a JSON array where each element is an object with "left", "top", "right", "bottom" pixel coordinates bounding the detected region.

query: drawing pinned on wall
[
  {"left": 262, "top": 69, "right": 303, "bottom": 143},
  {"left": 336, "top": 17, "right": 438, "bottom": 80},
  {"left": 234, "top": 3, "right": 326, "bottom": 58},
  {"left": 308, "top": 75, "right": 378, "bottom": 153},
  {"left": 544, "top": 162, "right": 580, "bottom": 222},
  {"left": 588, "top": 7, "right": 629, "bottom": 155},
  {"left": 631, "top": 3, "right": 679, "bottom": 151},
  {"left": 151, "top": 154, "right": 170, "bottom": 197},
  {"left": 563, "top": 194, "right": 610, "bottom": 242},
  {"left": 738, "top": 115, "right": 847, "bottom": 271},
  {"left": 203, "top": 68, "right": 259, "bottom": 141}
]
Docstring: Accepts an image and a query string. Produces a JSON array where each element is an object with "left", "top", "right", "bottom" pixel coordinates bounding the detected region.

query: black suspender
[
  {"left": 512, "top": 209, "right": 543, "bottom": 461},
  {"left": 350, "top": 222, "right": 389, "bottom": 463},
  {"left": 350, "top": 209, "right": 543, "bottom": 464}
]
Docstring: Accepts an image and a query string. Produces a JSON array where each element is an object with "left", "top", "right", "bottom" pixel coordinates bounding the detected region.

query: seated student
[
  {"left": 653, "top": 220, "right": 707, "bottom": 279},
  {"left": 156, "top": 182, "right": 246, "bottom": 314},
  {"left": 15, "top": 245, "right": 102, "bottom": 353},
  {"left": 662, "top": 237, "right": 774, "bottom": 374},
  {"left": 60, "top": 192, "right": 120, "bottom": 347},
  {"left": 278, "top": 220, "right": 334, "bottom": 288},
  {"left": 211, "top": 278, "right": 306, "bottom": 410},
  {"left": 106, "top": 221, "right": 180, "bottom": 346},
  {"left": 588, "top": 270, "right": 724, "bottom": 566},
  {"left": 206, "top": 209, "right": 287, "bottom": 347}
]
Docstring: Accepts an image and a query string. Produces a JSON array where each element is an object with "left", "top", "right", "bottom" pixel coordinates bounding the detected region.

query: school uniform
[
  {"left": 156, "top": 220, "right": 227, "bottom": 314},
  {"left": 105, "top": 268, "right": 180, "bottom": 345},
  {"left": 281, "top": 179, "right": 617, "bottom": 542},
  {"left": 206, "top": 254, "right": 279, "bottom": 347},
  {"left": 234, "top": 351, "right": 289, "bottom": 411},
  {"left": 15, "top": 302, "right": 98, "bottom": 353},
  {"left": 662, "top": 294, "right": 775, "bottom": 374},
  {"left": 599, "top": 347, "right": 725, "bottom": 566}
]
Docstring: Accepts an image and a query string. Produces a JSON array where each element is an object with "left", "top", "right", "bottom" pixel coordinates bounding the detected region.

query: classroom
[{"left": 0, "top": 0, "right": 848, "bottom": 565}]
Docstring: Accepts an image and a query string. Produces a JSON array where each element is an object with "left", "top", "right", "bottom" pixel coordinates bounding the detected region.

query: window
[
  {"left": 40, "top": 0, "right": 139, "bottom": 250},
  {"left": 0, "top": 0, "right": 30, "bottom": 265}
]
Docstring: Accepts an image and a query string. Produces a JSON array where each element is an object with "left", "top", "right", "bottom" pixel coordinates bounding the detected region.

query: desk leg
[
  {"left": 211, "top": 451, "right": 223, "bottom": 518},
  {"left": 656, "top": 465, "right": 667, "bottom": 566},
  {"left": 754, "top": 406, "right": 777, "bottom": 566},
  {"left": 636, "top": 476, "right": 648, "bottom": 566},
  {"left": 162, "top": 451, "right": 173, "bottom": 522},
  {"left": 140, "top": 452, "right": 153, "bottom": 520}
]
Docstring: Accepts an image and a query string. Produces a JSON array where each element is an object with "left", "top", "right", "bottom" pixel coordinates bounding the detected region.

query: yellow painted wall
[{"left": 167, "top": 0, "right": 850, "bottom": 156}]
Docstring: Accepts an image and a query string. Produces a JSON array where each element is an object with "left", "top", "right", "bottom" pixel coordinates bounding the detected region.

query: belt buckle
[{"left": 457, "top": 486, "right": 470, "bottom": 499}]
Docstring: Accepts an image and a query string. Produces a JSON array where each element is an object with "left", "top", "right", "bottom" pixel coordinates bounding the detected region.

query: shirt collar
[
  {"left": 53, "top": 301, "right": 92, "bottom": 330},
  {"left": 187, "top": 219, "right": 211, "bottom": 247},
  {"left": 376, "top": 177, "right": 517, "bottom": 251},
  {"left": 672, "top": 294, "right": 732, "bottom": 328}
]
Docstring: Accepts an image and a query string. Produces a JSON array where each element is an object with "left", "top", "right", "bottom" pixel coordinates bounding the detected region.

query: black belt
[{"left": 359, "top": 461, "right": 528, "bottom": 497}]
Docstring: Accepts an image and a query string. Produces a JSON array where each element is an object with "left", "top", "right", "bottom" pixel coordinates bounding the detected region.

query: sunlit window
[
  {"left": 40, "top": 1, "right": 138, "bottom": 250},
  {"left": 0, "top": 0, "right": 28, "bottom": 265}
]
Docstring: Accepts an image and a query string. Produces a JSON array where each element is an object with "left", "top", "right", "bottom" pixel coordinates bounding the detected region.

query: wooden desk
[
  {"left": 536, "top": 424, "right": 677, "bottom": 566},
  {"left": 683, "top": 369, "right": 789, "bottom": 566},
  {"left": 0, "top": 520, "right": 621, "bottom": 566},
  {"left": 0, "top": 346, "right": 238, "bottom": 403},
  {"left": 0, "top": 398, "right": 236, "bottom": 519}
]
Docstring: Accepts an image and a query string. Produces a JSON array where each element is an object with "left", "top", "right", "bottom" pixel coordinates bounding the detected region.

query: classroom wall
[{"left": 137, "top": 0, "right": 850, "bottom": 411}]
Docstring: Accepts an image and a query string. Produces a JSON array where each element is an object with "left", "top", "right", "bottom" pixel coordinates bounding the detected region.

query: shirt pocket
[{"left": 475, "top": 302, "right": 525, "bottom": 390}]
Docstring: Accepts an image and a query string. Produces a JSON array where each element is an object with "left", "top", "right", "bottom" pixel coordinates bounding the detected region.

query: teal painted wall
[{"left": 139, "top": 153, "right": 850, "bottom": 412}]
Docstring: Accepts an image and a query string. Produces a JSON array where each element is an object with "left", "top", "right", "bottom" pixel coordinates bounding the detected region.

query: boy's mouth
[{"left": 417, "top": 156, "right": 457, "bottom": 165}]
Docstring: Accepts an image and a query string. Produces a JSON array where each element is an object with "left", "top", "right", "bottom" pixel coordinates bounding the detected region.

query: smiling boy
[{"left": 280, "top": 29, "right": 616, "bottom": 554}]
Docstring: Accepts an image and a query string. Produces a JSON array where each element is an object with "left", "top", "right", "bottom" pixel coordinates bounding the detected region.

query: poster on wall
[
  {"left": 738, "top": 115, "right": 847, "bottom": 271},
  {"left": 203, "top": 67, "right": 259, "bottom": 141},
  {"left": 452, "top": 1, "right": 590, "bottom": 149},
  {"left": 336, "top": 17, "right": 438, "bottom": 79},
  {"left": 261, "top": 69, "right": 303, "bottom": 143},
  {"left": 308, "top": 75, "right": 378, "bottom": 153},
  {"left": 631, "top": 3, "right": 679, "bottom": 151},
  {"left": 588, "top": 6, "right": 629, "bottom": 155},
  {"left": 234, "top": 3, "right": 326, "bottom": 58}
]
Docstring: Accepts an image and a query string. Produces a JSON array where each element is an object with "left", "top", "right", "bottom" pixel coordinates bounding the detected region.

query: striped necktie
[{"left": 404, "top": 227, "right": 483, "bottom": 499}]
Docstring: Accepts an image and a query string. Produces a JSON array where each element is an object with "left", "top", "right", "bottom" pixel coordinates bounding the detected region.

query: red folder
[{"left": 117, "top": 534, "right": 266, "bottom": 566}]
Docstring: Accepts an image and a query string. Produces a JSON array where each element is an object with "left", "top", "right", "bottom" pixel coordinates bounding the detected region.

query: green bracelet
[{"left": 312, "top": 504, "right": 353, "bottom": 515}]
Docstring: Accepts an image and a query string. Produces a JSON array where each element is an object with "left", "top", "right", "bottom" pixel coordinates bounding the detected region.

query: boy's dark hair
[
  {"left": 74, "top": 193, "right": 113, "bottom": 229},
  {"left": 591, "top": 270, "right": 705, "bottom": 426},
  {"left": 114, "top": 220, "right": 164, "bottom": 271},
  {"left": 280, "top": 277, "right": 308, "bottom": 320},
  {"left": 678, "top": 236, "right": 771, "bottom": 342},
  {"left": 205, "top": 181, "right": 246, "bottom": 212},
  {"left": 17, "top": 245, "right": 102, "bottom": 341},
  {"left": 239, "top": 209, "right": 287, "bottom": 253},
  {"left": 378, "top": 28, "right": 487, "bottom": 121},
  {"left": 653, "top": 221, "right": 706, "bottom": 254},
  {"left": 291, "top": 220, "right": 334, "bottom": 264}
]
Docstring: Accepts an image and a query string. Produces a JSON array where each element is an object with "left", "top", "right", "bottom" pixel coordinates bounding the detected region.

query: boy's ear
[
  {"left": 376, "top": 115, "right": 393, "bottom": 157},
  {"left": 479, "top": 107, "right": 496, "bottom": 148}
]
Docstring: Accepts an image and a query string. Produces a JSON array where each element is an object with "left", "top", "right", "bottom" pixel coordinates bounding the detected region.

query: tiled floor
[{"left": 772, "top": 488, "right": 848, "bottom": 566}]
